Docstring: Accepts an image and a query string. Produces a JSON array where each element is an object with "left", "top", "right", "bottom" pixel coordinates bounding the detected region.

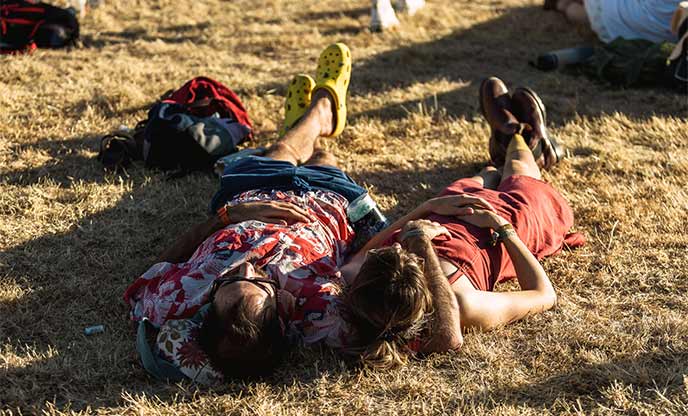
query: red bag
[
  {"left": 138, "top": 76, "right": 254, "bottom": 173},
  {"left": 1, "top": 0, "right": 79, "bottom": 54},
  {"left": 162, "top": 77, "right": 254, "bottom": 140}
]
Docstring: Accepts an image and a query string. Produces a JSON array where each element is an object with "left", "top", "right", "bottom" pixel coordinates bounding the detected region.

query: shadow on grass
[
  {"left": 81, "top": 22, "right": 212, "bottom": 48},
  {"left": 299, "top": 7, "right": 369, "bottom": 22},
  {"left": 0, "top": 133, "right": 221, "bottom": 411},
  {"left": 3, "top": 134, "right": 107, "bottom": 187},
  {"left": 350, "top": 160, "right": 485, "bottom": 218},
  {"left": 341, "top": 5, "right": 686, "bottom": 124}
]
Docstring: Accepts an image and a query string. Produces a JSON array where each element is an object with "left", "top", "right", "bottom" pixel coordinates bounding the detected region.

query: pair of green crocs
[{"left": 278, "top": 43, "right": 351, "bottom": 138}]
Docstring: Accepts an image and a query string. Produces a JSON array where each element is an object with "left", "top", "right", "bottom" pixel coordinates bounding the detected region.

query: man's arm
[
  {"left": 155, "top": 215, "right": 225, "bottom": 263},
  {"left": 401, "top": 221, "right": 463, "bottom": 353},
  {"left": 155, "top": 201, "right": 312, "bottom": 264}
]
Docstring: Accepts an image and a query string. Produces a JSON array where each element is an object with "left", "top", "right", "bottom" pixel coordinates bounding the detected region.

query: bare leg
[
  {"left": 556, "top": 0, "right": 575, "bottom": 12},
  {"left": 564, "top": 2, "right": 588, "bottom": 25},
  {"left": 303, "top": 138, "right": 339, "bottom": 167},
  {"left": 500, "top": 134, "right": 541, "bottom": 184},
  {"left": 469, "top": 166, "right": 501, "bottom": 189},
  {"left": 264, "top": 89, "right": 335, "bottom": 165}
]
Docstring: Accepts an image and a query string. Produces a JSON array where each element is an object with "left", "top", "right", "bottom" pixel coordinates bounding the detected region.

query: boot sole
[{"left": 513, "top": 86, "right": 565, "bottom": 164}]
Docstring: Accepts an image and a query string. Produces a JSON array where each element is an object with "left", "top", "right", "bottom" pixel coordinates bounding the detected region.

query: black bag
[
  {"left": 142, "top": 102, "right": 250, "bottom": 172},
  {"left": 0, "top": 1, "right": 79, "bottom": 54},
  {"left": 140, "top": 77, "right": 253, "bottom": 173}
]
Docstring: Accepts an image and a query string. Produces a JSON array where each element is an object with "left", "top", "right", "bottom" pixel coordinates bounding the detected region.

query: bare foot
[{"left": 311, "top": 89, "right": 336, "bottom": 137}]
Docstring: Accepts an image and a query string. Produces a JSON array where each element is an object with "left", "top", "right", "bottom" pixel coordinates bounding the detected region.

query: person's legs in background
[
  {"left": 370, "top": 0, "right": 400, "bottom": 31},
  {"left": 561, "top": 0, "right": 589, "bottom": 25}
]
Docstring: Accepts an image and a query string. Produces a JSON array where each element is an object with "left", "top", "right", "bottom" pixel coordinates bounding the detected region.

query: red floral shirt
[{"left": 124, "top": 189, "right": 353, "bottom": 348}]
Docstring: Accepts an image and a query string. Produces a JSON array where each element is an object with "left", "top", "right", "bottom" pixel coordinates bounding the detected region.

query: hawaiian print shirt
[{"left": 124, "top": 189, "right": 353, "bottom": 348}]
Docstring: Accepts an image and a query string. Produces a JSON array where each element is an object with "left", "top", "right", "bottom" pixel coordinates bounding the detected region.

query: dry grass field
[{"left": 2, "top": 0, "right": 688, "bottom": 414}]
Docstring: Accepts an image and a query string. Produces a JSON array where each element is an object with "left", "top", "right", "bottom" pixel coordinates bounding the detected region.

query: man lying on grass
[
  {"left": 124, "top": 43, "right": 365, "bottom": 383},
  {"left": 339, "top": 77, "right": 584, "bottom": 368}
]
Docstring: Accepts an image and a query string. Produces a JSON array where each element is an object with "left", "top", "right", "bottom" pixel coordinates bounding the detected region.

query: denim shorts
[{"left": 209, "top": 156, "right": 366, "bottom": 213}]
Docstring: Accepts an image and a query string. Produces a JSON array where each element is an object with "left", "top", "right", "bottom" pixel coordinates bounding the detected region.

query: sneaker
[
  {"left": 371, "top": 0, "right": 400, "bottom": 32},
  {"left": 396, "top": 0, "right": 425, "bottom": 16}
]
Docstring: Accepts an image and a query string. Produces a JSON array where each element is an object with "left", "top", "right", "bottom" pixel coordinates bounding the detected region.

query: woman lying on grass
[{"left": 340, "top": 77, "right": 584, "bottom": 368}]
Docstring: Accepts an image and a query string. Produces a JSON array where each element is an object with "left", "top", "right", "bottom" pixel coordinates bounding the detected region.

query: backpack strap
[
  {"left": 136, "top": 318, "right": 185, "bottom": 382},
  {"left": 97, "top": 130, "right": 145, "bottom": 171}
]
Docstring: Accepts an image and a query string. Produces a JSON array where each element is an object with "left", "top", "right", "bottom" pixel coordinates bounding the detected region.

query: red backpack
[
  {"left": 1, "top": 0, "right": 79, "bottom": 54},
  {"left": 162, "top": 77, "right": 254, "bottom": 130}
]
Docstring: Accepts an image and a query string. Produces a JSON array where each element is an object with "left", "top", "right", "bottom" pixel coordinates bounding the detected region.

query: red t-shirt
[{"left": 393, "top": 175, "right": 584, "bottom": 291}]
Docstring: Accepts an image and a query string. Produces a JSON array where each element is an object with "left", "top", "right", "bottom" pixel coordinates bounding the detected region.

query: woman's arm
[
  {"left": 453, "top": 209, "right": 557, "bottom": 329},
  {"left": 400, "top": 220, "right": 463, "bottom": 353},
  {"left": 340, "top": 204, "right": 431, "bottom": 284},
  {"left": 404, "top": 234, "right": 464, "bottom": 353},
  {"left": 352, "top": 205, "right": 429, "bottom": 258}
]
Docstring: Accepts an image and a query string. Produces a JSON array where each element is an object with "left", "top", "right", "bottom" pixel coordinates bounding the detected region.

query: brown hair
[
  {"left": 198, "top": 289, "right": 286, "bottom": 379},
  {"left": 343, "top": 247, "right": 432, "bottom": 369}
]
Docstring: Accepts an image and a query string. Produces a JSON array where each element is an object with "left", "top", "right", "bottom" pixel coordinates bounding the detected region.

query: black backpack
[
  {"left": 97, "top": 77, "right": 253, "bottom": 175},
  {"left": 1, "top": 1, "right": 79, "bottom": 54},
  {"left": 141, "top": 77, "right": 253, "bottom": 173}
]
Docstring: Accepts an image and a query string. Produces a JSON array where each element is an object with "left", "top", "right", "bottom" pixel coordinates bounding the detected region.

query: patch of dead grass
[{"left": 1, "top": 0, "right": 688, "bottom": 414}]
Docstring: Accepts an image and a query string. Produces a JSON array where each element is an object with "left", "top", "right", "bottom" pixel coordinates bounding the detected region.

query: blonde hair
[{"left": 344, "top": 247, "right": 432, "bottom": 369}]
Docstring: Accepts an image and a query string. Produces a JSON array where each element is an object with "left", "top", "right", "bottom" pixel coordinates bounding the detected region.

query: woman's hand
[
  {"left": 422, "top": 194, "right": 497, "bottom": 217},
  {"left": 227, "top": 201, "right": 312, "bottom": 225},
  {"left": 400, "top": 219, "right": 450, "bottom": 241},
  {"left": 456, "top": 209, "right": 509, "bottom": 229}
]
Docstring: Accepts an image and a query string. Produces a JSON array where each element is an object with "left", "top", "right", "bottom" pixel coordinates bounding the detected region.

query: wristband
[
  {"left": 399, "top": 228, "right": 429, "bottom": 242},
  {"left": 217, "top": 205, "right": 231, "bottom": 226},
  {"left": 489, "top": 223, "right": 516, "bottom": 246}
]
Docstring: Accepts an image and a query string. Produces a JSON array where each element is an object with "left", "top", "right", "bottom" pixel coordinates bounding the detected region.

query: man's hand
[
  {"left": 400, "top": 219, "right": 450, "bottom": 241},
  {"left": 422, "top": 194, "right": 497, "bottom": 217},
  {"left": 457, "top": 209, "right": 509, "bottom": 229},
  {"left": 227, "top": 201, "right": 312, "bottom": 225}
]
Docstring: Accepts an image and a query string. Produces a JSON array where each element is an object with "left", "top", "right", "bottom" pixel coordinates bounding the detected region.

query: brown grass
[{"left": 1, "top": 0, "right": 688, "bottom": 414}]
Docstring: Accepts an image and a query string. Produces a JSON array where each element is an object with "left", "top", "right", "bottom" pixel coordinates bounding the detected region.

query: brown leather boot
[
  {"left": 479, "top": 77, "right": 520, "bottom": 167},
  {"left": 511, "top": 87, "right": 564, "bottom": 170}
]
